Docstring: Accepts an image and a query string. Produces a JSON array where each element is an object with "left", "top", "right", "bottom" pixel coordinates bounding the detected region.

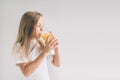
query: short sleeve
[
  {"left": 15, "top": 53, "right": 29, "bottom": 64},
  {"left": 14, "top": 43, "right": 29, "bottom": 64}
]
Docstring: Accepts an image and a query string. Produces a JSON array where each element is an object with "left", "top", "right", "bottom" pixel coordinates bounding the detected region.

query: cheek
[
  {"left": 32, "top": 28, "right": 38, "bottom": 36},
  {"left": 33, "top": 26, "right": 43, "bottom": 36},
  {"left": 36, "top": 28, "right": 43, "bottom": 35}
]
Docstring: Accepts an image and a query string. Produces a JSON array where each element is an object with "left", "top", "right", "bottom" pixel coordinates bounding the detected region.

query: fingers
[
  {"left": 43, "top": 37, "right": 59, "bottom": 56},
  {"left": 46, "top": 33, "right": 54, "bottom": 44},
  {"left": 49, "top": 38, "right": 56, "bottom": 46},
  {"left": 46, "top": 37, "right": 58, "bottom": 47},
  {"left": 46, "top": 35, "right": 50, "bottom": 43},
  {"left": 49, "top": 32, "right": 54, "bottom": 37},
  {"left": 54, "top": 41, "right": 59, "bottom": 49},
  {"left": 49, "top": 38, "right": 59, "bottom": 48}
]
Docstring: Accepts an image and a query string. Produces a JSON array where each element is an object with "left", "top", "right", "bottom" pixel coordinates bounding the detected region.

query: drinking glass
[{"left": 41, "top": 28, "right": 54, "bottom": 42}]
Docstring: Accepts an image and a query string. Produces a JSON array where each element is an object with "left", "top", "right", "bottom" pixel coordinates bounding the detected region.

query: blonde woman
[{"left": 13, "top": 11, "right": 61, "bottom": 80}]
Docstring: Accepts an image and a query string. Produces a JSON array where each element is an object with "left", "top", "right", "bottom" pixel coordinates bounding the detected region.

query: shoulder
[
  {"left": 15, "top": 43, "right": 21, "bottom": 49},
  {"left": 14, "top": 43, "right": 21, "bottom": 51},
  {"left": 13, "top": 43, "right": 23, "bottom": 56}
]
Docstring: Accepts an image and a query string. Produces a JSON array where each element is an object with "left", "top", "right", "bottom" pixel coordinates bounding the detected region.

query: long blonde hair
[{"left": 13, "top": 11, "right": 43, "bottom": 59}]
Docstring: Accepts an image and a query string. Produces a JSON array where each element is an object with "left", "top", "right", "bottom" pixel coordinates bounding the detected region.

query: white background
[{"left": 0, "top": 0, "right": 120, "bottom": 80}]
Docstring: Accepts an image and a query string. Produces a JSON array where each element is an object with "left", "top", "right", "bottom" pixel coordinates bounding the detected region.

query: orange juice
[{"left": 41, "top": 33, "right": 54, "bottom": 42}]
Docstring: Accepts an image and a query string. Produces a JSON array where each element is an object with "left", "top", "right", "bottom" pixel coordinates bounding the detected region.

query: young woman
[{"left": 13, "top": 11, "right": 61, "bottom": 80}]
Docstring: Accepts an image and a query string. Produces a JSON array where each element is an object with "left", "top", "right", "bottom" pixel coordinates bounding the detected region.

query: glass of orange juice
[{"left": 41, "top": 28, "right": 54, "bottom": 42}]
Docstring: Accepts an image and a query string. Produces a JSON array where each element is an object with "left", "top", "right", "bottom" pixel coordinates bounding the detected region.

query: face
[{"left": 32, "top": 16, "right": 44, "bottom": 39}]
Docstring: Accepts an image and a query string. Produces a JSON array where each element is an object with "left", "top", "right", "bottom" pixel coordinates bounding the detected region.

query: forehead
[{"left": 36, "top": 16, "right": 44, "bottom": 26}]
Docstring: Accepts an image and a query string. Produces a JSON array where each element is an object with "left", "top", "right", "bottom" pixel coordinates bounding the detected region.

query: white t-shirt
[{"left": 14, "top": 38, "right": 54, "bottom": 80}]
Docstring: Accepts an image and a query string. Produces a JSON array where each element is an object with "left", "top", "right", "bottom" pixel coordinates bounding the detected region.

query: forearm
[
  {"left": 22, "top": 53, "right": 47, "bottom": 77},
  {"left": 52, "top": 48, "right": 61, "bottom": 67}
]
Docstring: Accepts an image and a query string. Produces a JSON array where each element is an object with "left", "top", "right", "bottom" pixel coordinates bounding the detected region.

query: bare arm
[
  {"left": 52, "top": 47, "right": 61, "bottom": 67},
  {"left": 17, "top": 53, "right": 47, "bottom": 77}
]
